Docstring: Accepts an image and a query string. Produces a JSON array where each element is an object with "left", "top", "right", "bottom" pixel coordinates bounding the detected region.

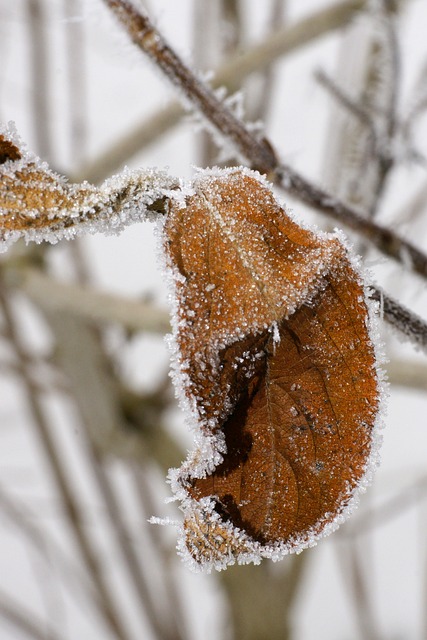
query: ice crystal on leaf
[{"left": 163, "top": 167, "right": 382, "bottom": 572}]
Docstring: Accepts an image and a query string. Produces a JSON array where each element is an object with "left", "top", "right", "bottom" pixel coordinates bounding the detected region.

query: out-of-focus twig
[
  {"left": 387, "top": 358, "right": 427, "bottom": 391},
  {"left": 0, "top": 484, "right": 97, "bottom": 612},
  {"left": 346, "top": 474, "right": 427, "bottom": 536},
  {"left": 249, "top": 0, "right": 288, "bottom": 123},
  {"left": 64, "top": 0, "right": 88, "bottom": 168},
  {"left": 370, "top": 288, "right": 427, "bottom": 350},
  {"left": 47, "top": 307, "right": 184, "bottom": 639},
  {"left": 337, "top": 540, "right": 381, "bottom": 640},
  {"left": 0, "top": 587, "right": 63, "bottom": 640},
  {"left": 316, "top": 68, "right": 378, "bottom": 154},
  {"left": 4, "top": 266, "right": 170, "bottom": 334},
  {"left": 27, "top": 0, "right": 53, "bottom": 162},
  {"left": 131, "top": 463, "right": 188, "bottom": 639},
  {"left": 221, "top": 553, "right": 308, "bottom": 640}
]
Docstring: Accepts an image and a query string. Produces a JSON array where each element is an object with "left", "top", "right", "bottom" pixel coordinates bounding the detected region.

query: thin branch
[
  {"left": 370, "top": 287, "right": 427, "bottom": 350},
  {"left": 77, "top": 0, "right": 367, "bottom": 183},
  {"left": 103, "top": 0, "right": 427, "bottom": 349}
]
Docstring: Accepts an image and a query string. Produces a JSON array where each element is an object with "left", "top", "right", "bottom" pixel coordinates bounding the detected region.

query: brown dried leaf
[{"left": 164, "top": 168, "right": 381, "bottom": 571}]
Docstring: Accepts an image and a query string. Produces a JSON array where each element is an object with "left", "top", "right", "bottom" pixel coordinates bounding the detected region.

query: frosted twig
[
  {"left": 0, "top": 121, "right": 178, "bottom": 249},
  {"left": 370, "top": 287, "right": 427, "bottom": 350},
  {"left": 82, "top": 0, "right": 365, "bottom": 183},
  {"left": 315, "top": 68, "right": 378, "bottom": 157},
  {"left": 274, "top": 167, "right": 427, "bottom": 281},
  {"left": 102, "top": 0, "right": 277, "bottom": 174},
  {"left": 104, "top": 0, "right": 427, "bottom": 285}
]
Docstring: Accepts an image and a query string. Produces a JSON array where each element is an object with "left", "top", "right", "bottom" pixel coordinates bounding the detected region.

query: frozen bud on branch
[{"left": 163, "top": 168, "right": 383, "bottom": 572}]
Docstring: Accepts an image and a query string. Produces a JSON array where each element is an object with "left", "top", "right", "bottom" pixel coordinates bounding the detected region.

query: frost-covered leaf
[
  {"left": 163, "top": 167, "right": 382, "bottom": 572},
  {"left": 0, "top": 122, "right": 178, "bottom": 250}
]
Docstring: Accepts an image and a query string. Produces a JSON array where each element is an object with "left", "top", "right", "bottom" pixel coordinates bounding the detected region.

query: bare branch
[{"left": 370, "top": 287, "right": 427, "bottom": 350}]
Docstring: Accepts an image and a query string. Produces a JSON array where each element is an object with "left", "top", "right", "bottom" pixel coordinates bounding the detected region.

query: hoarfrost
[{"left": 0, "top": 121, "right": 179, "bottom": 251}]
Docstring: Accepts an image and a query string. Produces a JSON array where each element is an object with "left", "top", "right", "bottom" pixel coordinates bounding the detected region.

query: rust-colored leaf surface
[{"left": 164, "top": 168, "right": 381, "bottom": 571}]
